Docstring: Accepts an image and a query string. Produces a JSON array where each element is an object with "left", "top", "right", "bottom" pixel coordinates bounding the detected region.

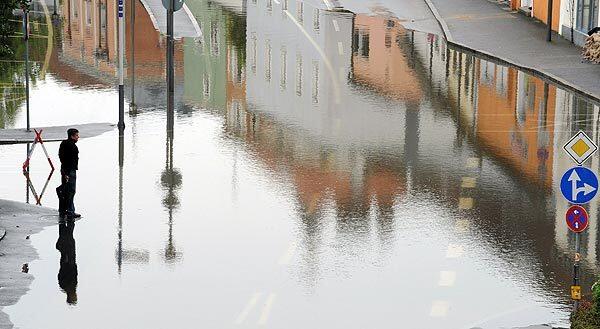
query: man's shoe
[{"left": 66, "top": 213, "right": 81, "bottom": 219}]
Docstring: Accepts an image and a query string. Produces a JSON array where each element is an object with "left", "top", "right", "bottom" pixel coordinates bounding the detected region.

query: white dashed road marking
[
  {"left": 235, "top": 293, "right": 262, "bottom": 325},
  {"left": 430, "top": 300, "right": 450, "bottom": 317},
  {"left": 446, "top": 244, "right": 465, "bottom": 258},
  {"left": 438, "top": 271, "right": 457, "bottom": 287},
  {"left": 258, "top": 293, "right": 277, "bottom": 326}
]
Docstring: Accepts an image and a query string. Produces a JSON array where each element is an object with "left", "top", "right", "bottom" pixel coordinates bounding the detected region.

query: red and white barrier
[{"left": 22, "top": 129, "right": 55, "bottom": 205}]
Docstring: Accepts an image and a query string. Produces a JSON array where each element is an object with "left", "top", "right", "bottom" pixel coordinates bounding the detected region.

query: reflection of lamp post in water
[
  {"left": 117, "top": 130, "right": 124, "bottom": 273},
  {"left": 115, "top": 126, "right": 149, "bottom": 273},
  {"left": 161, "top": 115, "right": 182, "bottom": 263}
]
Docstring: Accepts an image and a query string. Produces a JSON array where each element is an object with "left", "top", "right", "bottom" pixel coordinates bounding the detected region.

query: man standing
[{"left": 57, "top": 128, "right": 81, "bottom": 219}]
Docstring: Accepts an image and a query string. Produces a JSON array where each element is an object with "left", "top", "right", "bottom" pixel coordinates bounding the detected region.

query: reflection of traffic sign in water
[
  {"left": 566, "top": 205, "right": 589, "bottom": 233},
  {"left": 162, "top": 0, "right": 184, "bottom": 11},
  {"left": 560, "top": 167, "right": 598, "bottom": 204}
]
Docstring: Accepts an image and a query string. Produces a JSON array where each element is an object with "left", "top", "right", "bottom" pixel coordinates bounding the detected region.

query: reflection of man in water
[{"left": 56, "top": 221, "right": 78, "bottom": 304}]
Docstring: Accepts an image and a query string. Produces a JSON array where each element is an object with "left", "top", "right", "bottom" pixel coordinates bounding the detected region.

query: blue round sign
[{"left": 560, "top": 167, "right": 599, "bottom": 204}]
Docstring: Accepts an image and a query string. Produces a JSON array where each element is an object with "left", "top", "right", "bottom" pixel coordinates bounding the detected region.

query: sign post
[
  {"left": 561, "top": 131, "right": 598, "bottom": 313},
  {"left": 117, "top": 0, "right": 125, "bottom": 130}
]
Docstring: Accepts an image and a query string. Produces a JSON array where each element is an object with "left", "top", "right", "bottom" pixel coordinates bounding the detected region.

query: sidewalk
[
  {"left": 0, "top": 200, "right": 57, "bottom": 329},
  {"left": 0, "top": 122, "right": 115, "bottom": 144},
  {"left": 423, "top": 0, "right": 600, "bottom": 102}
]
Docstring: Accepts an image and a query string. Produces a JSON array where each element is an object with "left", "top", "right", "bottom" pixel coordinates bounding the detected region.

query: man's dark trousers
[{"left": 58, "top": 170, "right": 76, "bottom": 215}]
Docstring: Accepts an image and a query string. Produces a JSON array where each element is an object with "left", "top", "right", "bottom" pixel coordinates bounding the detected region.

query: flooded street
[{"left": 1, "top": 0, "right": 599, "bottom": 327}]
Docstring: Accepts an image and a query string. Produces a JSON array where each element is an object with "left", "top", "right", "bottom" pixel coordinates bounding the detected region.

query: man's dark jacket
[{"left": 59, "top": 139, "right": 79, "bottom": 171}]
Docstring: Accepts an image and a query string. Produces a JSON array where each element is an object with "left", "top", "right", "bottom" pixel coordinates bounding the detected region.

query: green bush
[{"left": 572, "top": 280, "right": 600, "bottom": 328}]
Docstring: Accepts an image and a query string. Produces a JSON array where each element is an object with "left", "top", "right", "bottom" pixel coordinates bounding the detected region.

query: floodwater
[{"left": 0, "top": 0, "right": 598, "bottom": 328}]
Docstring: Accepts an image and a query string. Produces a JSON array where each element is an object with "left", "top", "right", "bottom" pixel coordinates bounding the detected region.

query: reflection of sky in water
[{"left": 1, "top": 0, "right": 599, "bottom": 327}]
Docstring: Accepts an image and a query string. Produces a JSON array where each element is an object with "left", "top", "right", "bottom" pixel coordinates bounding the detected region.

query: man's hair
[{"left": 67, "top": 128, "right": 79, "bottom": 138}]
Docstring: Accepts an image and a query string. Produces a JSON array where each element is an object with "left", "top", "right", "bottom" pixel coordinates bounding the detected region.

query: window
[
  {"left": 577, "top": 0, "right": 598, "bottom": 32},
  {"left": 296, "top": 54, "right": 303, "bottom": 96},
  {"left": 265, "top": 40, "right": 272, "bottom": 82},
  {"left": 280, "top": 47, "right": 287, "bottom": 90}
]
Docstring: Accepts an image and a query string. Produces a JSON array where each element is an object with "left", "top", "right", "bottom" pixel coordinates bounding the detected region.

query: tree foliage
[{"left": 0, "top": 0, "right": 30, "bottom": 57}]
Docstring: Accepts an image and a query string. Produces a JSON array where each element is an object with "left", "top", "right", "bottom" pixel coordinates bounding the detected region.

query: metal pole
[
  {"left": 546, "top": 0, "right": 553, "bottom": 42},
  {"left": 117, "top": 129, "right": 124, "bottom": 273},
  {"left": 23, "top": 8, "right": 30, "bottom": 132},
  {"left": 129, "top": 0, "right": 136, "bottom": 111},
  {"left": 26, "top": 143, "right": 30, "bottom": 204},
  {"left": 166, "top": 0, "right": 174, "bottom": 133},
  {"left": 573, "top": 232, "right": 581, "bottom": 312},
  {"left": 117, "top": 0, "right": 125, "bottom": 129}
]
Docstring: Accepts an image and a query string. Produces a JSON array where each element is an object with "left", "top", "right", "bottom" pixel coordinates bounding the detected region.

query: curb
[{"left": 422, "top": 0, "right": 600, "bottom": 105}]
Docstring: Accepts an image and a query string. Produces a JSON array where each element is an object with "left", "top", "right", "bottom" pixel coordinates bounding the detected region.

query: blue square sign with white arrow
[{"left": 560, "top": 167, "right": 598, "bottom": 204}]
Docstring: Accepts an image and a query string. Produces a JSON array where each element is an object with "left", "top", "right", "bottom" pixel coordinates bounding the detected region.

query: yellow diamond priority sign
[{"left": 564, "top": 131, "right": 598, "bottom": 165}]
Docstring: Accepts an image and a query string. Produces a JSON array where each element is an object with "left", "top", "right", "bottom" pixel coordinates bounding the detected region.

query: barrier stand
[{"left": 22, "top": 129, "right": 55, "bottom": 205}]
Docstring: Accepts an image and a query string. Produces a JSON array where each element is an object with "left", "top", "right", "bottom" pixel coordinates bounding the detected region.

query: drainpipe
[{"left": 547, "top": 0, "right": 554, "bottom": 41}]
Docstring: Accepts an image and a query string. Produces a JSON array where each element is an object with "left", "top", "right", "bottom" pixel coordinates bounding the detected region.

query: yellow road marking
[
  {"left": 430, "top": 300, "right": 450, "bottom": 317},
  {"left": 258, "top": 293, "right": 277, "bottom": 326},
  {"left": 466, "top": 157, "right": 479, "bottom": 168},
  {"left": 278, "top": 242, "right": 297, "bottom": 265},
  {"left": 461, "top": 177, "right": 476, "bottom": 188},
  {"left": 235, "top": 292, "right": 262, "bottom": 325},
  {"left": 446, "top": 244, "right": 464, "bottom": 258},
  {"left": 332, "top": 19, "right": 340, "bottom": 32},
  {"left": 438, "top": 271, "right": 457, "bottom": 287},
  {"left": 455, "top": 219, "right": 470, "bottom": 233},
  {"left": 458, "top": 197, "right": 473, "bottom": 209}
]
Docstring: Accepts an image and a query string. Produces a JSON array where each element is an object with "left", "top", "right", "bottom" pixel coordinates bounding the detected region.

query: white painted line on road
[
  {"left": 455, "top": 219, "right": 470, "bottom": 233},
  {"left": 466, "top": 157, "right": 479, "bottom": 168},
  {"left": 430, "top": 300, "right": 450, "bottom": 317},
  {"left": 461, "top": 177, "right": 476, "bottom": 188},
  {"left": 235, "top": 293, "right": 262, "bottom": 325},
  {"left": 322, "top": 0, "right": 333, "bottom": 10},
  {"left": 438, "top": 271, "right": 457, "bottom": 287},
  {"left": 446, "top": 244, "right": 464, "bottom": 258},
  {"left": 278, "top": 242, "right": 297, "bottom": 265},
  {"left": 458, "top": 197, "right": 473, "bottom": 210},
  {"left": 332, "top": 19, "right": 340, "bottom": 32},
  {"left": 258, "top": 293, "right": 277, "bottom": 326},
  {"left": 337, "top": 42, "right": 344, "bottom": 55}
]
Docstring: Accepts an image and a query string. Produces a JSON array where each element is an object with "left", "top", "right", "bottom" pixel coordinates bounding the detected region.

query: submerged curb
[
  {"left": 0, "top": 228, "right": 5, "bottom": 241},
  {"left": 422, "top": 0, "right": 600, "bottom": 105}
]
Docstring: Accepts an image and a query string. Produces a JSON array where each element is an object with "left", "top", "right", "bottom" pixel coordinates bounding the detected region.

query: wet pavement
[{"left": 0, "top": 0, "right": 599, "bottom": 328}]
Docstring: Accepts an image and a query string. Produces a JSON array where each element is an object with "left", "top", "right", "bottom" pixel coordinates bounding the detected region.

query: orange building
[{"left": 511, "top": 0, "right": 560, "bottom": 32}]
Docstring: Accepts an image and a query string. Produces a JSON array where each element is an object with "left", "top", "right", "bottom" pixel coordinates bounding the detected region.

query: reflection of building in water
[
  {"left": 352, "top": 16, "right": 422, "bottom": 104},
  {"left": 184, "top": 0, "right": 229, "bottom": 111},
  {"left": 409, "top": 32, "right": 600, "bottom": 286},
  {"left": 58, "top": 0, "right": 185, "bottom": 107}
]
